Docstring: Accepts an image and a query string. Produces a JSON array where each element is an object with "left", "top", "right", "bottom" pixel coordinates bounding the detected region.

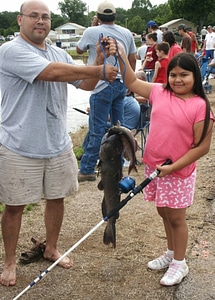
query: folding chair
[
  {"left": 134, "top": 101, "right": 150, "bottom": 163},
  {"left": 200, "top": 57, "right": 214, "bottom": 94},
  {"left": 200, "top": 57, "right": 210, "bottom": 80}
]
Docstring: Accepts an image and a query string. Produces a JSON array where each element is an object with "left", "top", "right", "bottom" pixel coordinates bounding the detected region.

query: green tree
[
  {"left": 51, "top": 13, "right": 69, "bottom": 30},
  {"left": 114, "top": 8, "right": 128, "bottom": 26},
  {"left": 132, "top": 0, "right": 153, "bottom": 10},
  {"left": 128, "top": 15, "right": 146, "bottom": 34},
  {"left": 168, "top": 0, "right": 215, "bottom": 29},
  {"left": 151, "top": 3, "right": 173, "bottom": 26},
  {"left": 130, "top": 0, "right": 153, "bottom": 21},
  {"left": 0, "top": 11, "right": 19, "bottom": 35},
  {"left": 58, "top": 0, "right": 88, "bottom": 26},
  {"left": 85, "top": 11, "right": 96, "bottom": 27},
  {"left": 126, "top": 0, "right": 162, "bottom": 30}
]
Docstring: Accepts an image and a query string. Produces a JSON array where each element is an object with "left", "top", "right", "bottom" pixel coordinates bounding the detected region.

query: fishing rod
[
  {"left": 73, "top": 107, "right": 89, "bottom": 115},
  {"left": 13, "top": 158, "right": 171, "bottom": 300}
]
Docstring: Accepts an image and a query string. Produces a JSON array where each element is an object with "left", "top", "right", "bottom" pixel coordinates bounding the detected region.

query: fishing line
[
  {"left": 98, "top": 33, "right": 127, "bottom": 126},
  {"left": 98, "top": 33, "right": 126, "bottom": 92},
  {"left": 72, "top": 107, "right": 89, "bottom": 115}
]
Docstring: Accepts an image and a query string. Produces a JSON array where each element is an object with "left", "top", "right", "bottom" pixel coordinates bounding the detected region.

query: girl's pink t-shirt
[{"left": 143, "top": 84, "right": 212, "bottom": 178}]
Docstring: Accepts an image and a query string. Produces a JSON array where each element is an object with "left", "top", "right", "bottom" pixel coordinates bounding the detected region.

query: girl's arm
[
  {"left": 135, "top": 94, "right": 148, "bottom": 104},
  {"left": 157, "top": 119, "right": 214, "bottom": 177},
  {"left": 141, "top": 59, "right": 146, "bottom": 70},
  {"left": 151, "top": 61, "right": 160, "bottom": 83}
]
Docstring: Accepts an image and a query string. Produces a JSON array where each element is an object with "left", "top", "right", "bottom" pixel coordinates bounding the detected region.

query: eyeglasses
[{"left": 20, "top": 13, "right": 51, "bottom": 22}]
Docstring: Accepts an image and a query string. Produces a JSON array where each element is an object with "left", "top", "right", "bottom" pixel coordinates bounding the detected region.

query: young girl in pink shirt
[{"left": 114, "top": 47, "right": 214, "bottom": 286}]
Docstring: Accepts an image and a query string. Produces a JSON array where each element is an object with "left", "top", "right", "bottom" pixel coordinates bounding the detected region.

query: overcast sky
[{"left": 0, "top": 0, "right": 166, "bottom": 13}]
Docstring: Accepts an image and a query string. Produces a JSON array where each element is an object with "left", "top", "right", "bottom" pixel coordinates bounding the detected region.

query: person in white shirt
[
  {"left": 200, "top": 26, "right": 208, "bottom": 41},
  {"left": 203, "top": 25, "right": 215, "bottom": 59},
  {"left": 136, "top": 40, "right": 148, "bottom": 64}
]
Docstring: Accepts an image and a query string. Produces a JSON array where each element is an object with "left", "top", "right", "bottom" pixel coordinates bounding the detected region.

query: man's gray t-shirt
[
  {"left": 0, "top": 36, "right": 81, "bottom": 158},
  {"left": 77, "top": 24, "right": 136, "bottom": 93}
]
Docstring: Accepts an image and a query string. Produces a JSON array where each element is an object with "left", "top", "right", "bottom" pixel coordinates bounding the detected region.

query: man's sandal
[{"left": 19, "top": 237, "right": 46, "bottom": 264}]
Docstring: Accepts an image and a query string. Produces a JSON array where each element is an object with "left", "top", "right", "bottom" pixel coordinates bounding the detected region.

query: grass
[
  {"left": 23, "top": 203, "right": 38, "bottom": 214},
  {"left": 0, "top": 203, "right": 4, "bottom": 213},
  {"left": 66, "top": 50, "right": 88, "bottom": 64},
  {"left": 0, "top": 203, "right": 38, "bottom": 214},
  {"left": 73, "top": 146, "right": 84, "bottom": 159},
  {"left": 67, "top": 49, "right": 88, "bottom": 57},
  {"left": 69, "top": 125, "right": 88, "bottom": 167}
]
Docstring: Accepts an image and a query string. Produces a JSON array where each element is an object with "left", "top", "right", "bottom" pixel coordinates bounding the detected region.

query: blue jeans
[
  {"left": 82, "top": 95, "right": 140, "bottom": 150},
  {"left": 200, "top": 57, "right": 210, "bottom": 79},
  {"left": 205, "top": 50, "right": 214, "bottom": 59},
  {"left": 144, "top": 69, "right": 155, "bottom": 82},
  {"left": 206, "top": 66, "right": 215, "bottom": 79},
  {"left": 80, "top": 80, "right": 126, "bottom": 174}
]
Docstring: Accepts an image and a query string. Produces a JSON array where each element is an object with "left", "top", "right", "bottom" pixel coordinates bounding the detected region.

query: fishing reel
[{"left": 118, "top": 176, "right": 136, "bottom": 194}]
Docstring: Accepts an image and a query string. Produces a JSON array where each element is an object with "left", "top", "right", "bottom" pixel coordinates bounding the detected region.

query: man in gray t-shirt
[{"left": 0, "top": 0, "right": 117, "bottom": 287}]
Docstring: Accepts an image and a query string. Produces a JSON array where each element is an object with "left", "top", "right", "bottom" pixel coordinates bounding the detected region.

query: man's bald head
[{"left": 20, "top": 0, "right": 50, "bottom": 14}]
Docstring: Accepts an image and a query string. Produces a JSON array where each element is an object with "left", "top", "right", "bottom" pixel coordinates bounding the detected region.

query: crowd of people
[
  {"left": 0, "top": 0, "right": 214, "bottom": 291},
  {"left": 139, "top": 22, "right": 215, "bottom": 97}
]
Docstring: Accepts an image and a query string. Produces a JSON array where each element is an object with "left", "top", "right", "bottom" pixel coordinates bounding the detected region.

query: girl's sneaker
[
  {"left": 147, "top": 251, "right": 172, "bottom": 270},
  {"left": 160, "top": 262, "right": 189, "bottom": 286}
]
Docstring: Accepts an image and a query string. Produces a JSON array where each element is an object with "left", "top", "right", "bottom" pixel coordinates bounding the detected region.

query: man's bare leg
[
  {"left": 0, "top": 205, "right": 25, "bottom": 286},
  {"left": 43, "top": 199, "right": 73, "bottom": 268}
]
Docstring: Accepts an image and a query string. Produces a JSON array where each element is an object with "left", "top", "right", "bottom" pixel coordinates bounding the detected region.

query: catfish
[
  {"left": 108, "top": 124, "right": 138, "bottom": 174},
  {"left": 97, "top": 125, "right": 137, "bottom": 248},
  {"left": 98, "top": 133, "right": 123, "bottom": 248}
]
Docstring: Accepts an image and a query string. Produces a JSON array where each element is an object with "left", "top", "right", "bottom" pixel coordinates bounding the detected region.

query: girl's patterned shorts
[{"left": 144, "top": 164, "right": 196, "bottom": 208}]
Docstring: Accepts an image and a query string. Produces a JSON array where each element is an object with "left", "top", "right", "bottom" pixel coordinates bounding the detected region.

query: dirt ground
[{"left": 1, "top": 85, "right": 215, "bottom": 300}]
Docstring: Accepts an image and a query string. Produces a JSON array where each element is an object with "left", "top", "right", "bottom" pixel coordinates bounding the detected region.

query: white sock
[
  {"left": 172, "top": 258, "right": 186, "bottom": 265},
  {"left": 167, "top": 249, "right": 174, "bottom": 258}
]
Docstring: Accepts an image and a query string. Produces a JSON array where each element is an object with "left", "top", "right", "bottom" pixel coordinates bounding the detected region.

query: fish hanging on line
[{"left": 97, "top": 124, "right": 138, "bottom": 248}]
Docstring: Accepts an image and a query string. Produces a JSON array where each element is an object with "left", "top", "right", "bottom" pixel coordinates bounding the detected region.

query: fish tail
[
  {"left": 128, "top": 163, "right": 138, "bottom": 174},
  {"left": 103, "top": 222, "right": 116, "bottom": 248}
]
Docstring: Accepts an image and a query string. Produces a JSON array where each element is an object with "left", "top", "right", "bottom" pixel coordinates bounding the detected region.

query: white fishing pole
[
  {"left": 13, "top": 219, "right": 105, "bottom": 300},
  {"left": 13, "top": 159, "right": 171, "bottom": 299}
]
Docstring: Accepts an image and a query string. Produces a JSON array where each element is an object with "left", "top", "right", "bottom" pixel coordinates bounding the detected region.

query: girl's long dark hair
[{"left": 165, "top": 53, "right": 212, "bottom": 147}]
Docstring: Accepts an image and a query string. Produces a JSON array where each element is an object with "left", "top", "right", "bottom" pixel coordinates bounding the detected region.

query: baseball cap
[
  {"left": 208, "top": 25, "right": 212, "bottom": 28},
  {"left": 147, "top": 20, "right": 157, "bottom": 27},
  {"left": 97, "top": 1, "right": 116, "bottom": 15}
]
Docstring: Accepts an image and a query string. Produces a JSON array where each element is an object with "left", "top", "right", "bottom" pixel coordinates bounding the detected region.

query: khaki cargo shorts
[{"left": 0, "top": 145, "right": 78, "bottom": 206}]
